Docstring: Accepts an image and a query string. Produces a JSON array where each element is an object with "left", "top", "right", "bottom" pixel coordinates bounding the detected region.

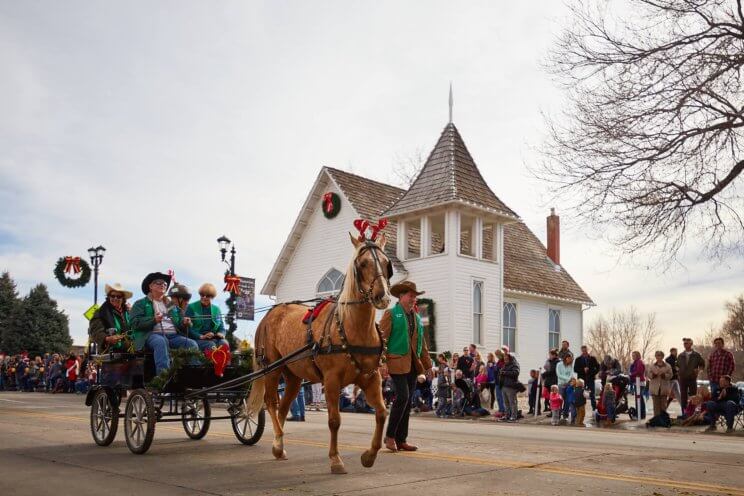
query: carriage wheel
[
  {"left": 230, "top": 398, "right": 265, "bottom": 445},
  {"left": 124, "top": 389, "right": 156, "bottom": 454},
  {"left": 90, "top": 389, "right": 119, "bottom": 446},
  {"left": 182, "top": 399, "right": 211, "bottom": 440}
]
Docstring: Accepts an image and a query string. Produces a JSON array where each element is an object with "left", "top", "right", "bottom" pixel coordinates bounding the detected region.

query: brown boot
[
  {"left": 384, "top": 437, "right": 398, "bottom": 452},
  {"left": 397, "top": 442, "right": 418, "bottom": 451}
]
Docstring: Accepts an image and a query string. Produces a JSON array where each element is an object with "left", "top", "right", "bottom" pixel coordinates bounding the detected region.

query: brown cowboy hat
[
  {"left": 390, "top": 280, "right": 425, "bottom": 298},
  {"left": 104, "top": 283, "right": 133, "bottom": 300}
]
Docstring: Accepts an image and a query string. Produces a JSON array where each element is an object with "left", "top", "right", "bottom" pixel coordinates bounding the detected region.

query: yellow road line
[{"left": 4, "top": 408, "right": 743, "bottom": 496}]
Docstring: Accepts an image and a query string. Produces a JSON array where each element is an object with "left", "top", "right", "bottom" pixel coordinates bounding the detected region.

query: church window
[
  {"left": 460, "top": 214, "right": 476, "bottom": 256},
  {"left": 473, "top": 281, "right": 484, "bottom": 345},
  {"left": 317, "top": 268, "right": 344, "bottom": 295},
  {"left": 548, "top": 309, "right": 561, "bottom": 350},
  {"left": 429, "top": 214, "right": 445, "bottom": 255},
  {"left": 482, "top": 222, "right": 496, "bottom": 261},
  {"left": 503, "top": 302, "right": 517, "bottom": 352},
  {"left": 405, "top": 218, "right": 421, "bottom": 259}
]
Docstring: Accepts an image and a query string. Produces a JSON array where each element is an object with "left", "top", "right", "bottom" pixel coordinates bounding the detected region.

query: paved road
[{"left": 1, "top": 392, "right": 743, "bottom": 495}]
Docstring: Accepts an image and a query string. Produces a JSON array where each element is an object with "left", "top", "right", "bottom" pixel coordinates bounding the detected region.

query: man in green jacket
[
  {"left": 379, "top": 280, "right": 432, "bottom": 453},
  {"left": 129, "top": 272, "right": 198, "bottom": 374}
]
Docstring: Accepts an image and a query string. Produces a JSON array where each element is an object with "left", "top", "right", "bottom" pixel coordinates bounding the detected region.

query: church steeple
[{"left": 383, "top": 121, "right": 518, "bottom": 220}]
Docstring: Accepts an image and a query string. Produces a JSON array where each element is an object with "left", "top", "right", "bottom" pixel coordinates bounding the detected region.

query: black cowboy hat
[{"left": 141, "top": 272, "right": 172, "bottom": 295}]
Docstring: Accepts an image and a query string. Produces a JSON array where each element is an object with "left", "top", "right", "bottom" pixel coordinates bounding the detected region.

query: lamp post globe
[{"left": 88, "top": 245, "right": 105, "bottom": 305}]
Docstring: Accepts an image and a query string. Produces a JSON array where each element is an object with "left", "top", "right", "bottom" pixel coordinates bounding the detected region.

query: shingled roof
[
  {"left": 503, "top": 222, "right": 593, "bottom": 304},
  {"left": 325, "top": 167, "right": 405, "bottom": 271},
  {"left": 384, "top": 123, "right": 518, "bottom": 219},
  {"left": 328, "top": 168, "right": 592, "bottom": 304}
]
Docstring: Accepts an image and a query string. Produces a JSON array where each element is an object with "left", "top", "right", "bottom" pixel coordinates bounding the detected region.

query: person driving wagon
[
  {"left": 129, "top": 272, "right": 199, "bottom": 374},
  {"left": 185, "top": 283, "right": 230, "bottom": 352},
  {"left": 88, "top": 283, "right": 133, "bottom": 353}
]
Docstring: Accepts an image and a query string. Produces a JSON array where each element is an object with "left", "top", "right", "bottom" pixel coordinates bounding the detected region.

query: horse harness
[{"left": 258, "top": 241, "right": 392, "bottom": 378}]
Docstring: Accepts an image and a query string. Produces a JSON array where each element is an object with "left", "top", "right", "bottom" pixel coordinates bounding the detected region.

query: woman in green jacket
[{"left": 185, "top": 283, "right": 229, "bottom": 352}]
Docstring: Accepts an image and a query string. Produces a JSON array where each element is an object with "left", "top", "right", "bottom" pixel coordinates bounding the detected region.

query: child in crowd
[
  {"left": 528, "top": 369, "right": 539, "bottom": 415},
  {"left": 602, "top": 383, "right": 616, "bottom": 426},
  {"left": 566, "top": 378, "right": 577, "bottom": 424},
  {"left": 573, "top": 379, "right": 587, "bottom": 426},
  {"left": 451, "top": 383, "right": 465, "bottom": 417},
  {"left": 436, "top": 354, "right": 452, "bottom": 418},
  {"left": 549, "top": 385, "right": 563, "bottom": 425},
  {"left": 681, "top": 387, "right": 710, "bottom": 426}
]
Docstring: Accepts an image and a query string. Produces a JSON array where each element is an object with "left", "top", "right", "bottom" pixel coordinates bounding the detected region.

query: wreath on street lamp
[{"left": 53, "top": 256, "right": 92, "bottom": 288}]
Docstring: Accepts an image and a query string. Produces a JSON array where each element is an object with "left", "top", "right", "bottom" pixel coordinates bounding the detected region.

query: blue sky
[{"left": 1, "top": 1, "right": 742, "bottom": 350}]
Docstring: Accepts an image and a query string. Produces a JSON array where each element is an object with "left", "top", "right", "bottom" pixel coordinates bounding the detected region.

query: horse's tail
[{"left": 245, "top": 314, "right": 269, "bottom": 416}]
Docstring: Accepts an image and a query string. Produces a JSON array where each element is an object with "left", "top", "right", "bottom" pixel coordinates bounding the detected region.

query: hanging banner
[{"left": 235, "top": 277, "right": 255, "bottom": 321}]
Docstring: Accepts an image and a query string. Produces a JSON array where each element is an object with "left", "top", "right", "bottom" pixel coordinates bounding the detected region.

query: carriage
[{"left": 85, "top": 350, "right": 266, "bottom": 454}]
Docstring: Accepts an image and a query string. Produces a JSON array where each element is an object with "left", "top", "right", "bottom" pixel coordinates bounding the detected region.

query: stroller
[{"left": 611, "top": 375, "right": 638, "bottom": 420}]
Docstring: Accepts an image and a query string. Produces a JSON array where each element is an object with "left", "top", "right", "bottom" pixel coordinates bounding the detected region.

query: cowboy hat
[
  {"left": 390, "top": 280, "right": 425, "bottom": 298},
  {"left": 141, "top": 272, "right": 172, "bottom": 295},
  {"left": 168, "top": 284, "right": 191, "bottom": 299},
  {"left": 104, "top": 283, "right": 133, "bottom": 300}
]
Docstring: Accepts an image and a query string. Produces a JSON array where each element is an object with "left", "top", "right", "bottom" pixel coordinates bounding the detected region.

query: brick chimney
[{"left": 547, "top": 208, "right": 560, "bottom": 265}]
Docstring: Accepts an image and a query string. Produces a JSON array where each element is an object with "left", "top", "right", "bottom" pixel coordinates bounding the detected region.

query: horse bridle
[{"left": 352, "top": 240, "right": 393, "bottom": 305}]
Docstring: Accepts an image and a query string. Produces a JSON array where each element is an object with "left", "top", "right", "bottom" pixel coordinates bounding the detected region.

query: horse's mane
[{"left": 336, "top": 243, "right": 365, "bottom": 324}]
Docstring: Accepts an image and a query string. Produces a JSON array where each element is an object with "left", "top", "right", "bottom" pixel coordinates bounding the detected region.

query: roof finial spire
[{"left": 448, "top": 82, "right": 453, "bottom": 124}]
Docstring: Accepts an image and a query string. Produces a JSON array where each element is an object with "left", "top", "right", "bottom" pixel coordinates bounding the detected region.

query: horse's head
[{"left": 349, "top": 232, "right": 392, "bottom": 309}]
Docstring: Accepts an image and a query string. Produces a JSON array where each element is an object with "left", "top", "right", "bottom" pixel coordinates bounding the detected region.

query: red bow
[
  {"left": 323, "top": 192, "right": 335, "bottom": 214},
  {"left": 64, "top": 257, "right": 81, "bottom": 274},
  {"left": 353, "top": 218, "right": 388, "bottom": 242},
  {"left": 223, "top": 274, "right": 241, "bottom": 295},
  {"left": 204, "top": 344, "right": 231, "bottom": 377}
]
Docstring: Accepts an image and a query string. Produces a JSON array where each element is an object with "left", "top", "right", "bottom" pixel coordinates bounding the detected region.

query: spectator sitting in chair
[
  {"left": 704, "top": 375, "right": 741, "bottom": 434},
  {"left": 412, "top": 374, "right": 433, "bottom": 412}
]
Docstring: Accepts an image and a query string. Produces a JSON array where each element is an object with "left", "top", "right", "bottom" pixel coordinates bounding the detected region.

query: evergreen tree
[
  {"left": 2, "top": 284, "right": 71, "bottom": 355},
  {"left": 0, "top": 272, "right": 21, "bottom": 353}
]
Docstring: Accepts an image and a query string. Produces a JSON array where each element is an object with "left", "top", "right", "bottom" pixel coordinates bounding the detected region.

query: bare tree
[
  {"left": 586, "top": 307, "right": 661, "bottom": 369},
  {"left": 538, "top": 0, "right": 744, "bottom": 268},
  {"left": 722, "top": 294, "right": 744, "bottom": 350},
  {"left": 391, "top": 147, "right": 426, "bottom": 189}
]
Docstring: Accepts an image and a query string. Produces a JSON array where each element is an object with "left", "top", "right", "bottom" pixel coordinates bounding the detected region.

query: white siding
[
  {"left": 275, "top": 177, "right": 362, "bottom": 302},
  {"left": 505, "top": 292, "right": 583, "bottom": 380},
  {"left": 401, "top": 254, "right": 451, "bottom": 353}
]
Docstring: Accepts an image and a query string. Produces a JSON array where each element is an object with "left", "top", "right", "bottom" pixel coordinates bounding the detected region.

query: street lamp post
[
  {"left": 87, "top": 245, "right": 106, "bottom": 305},
  {"left": 217, "top": 235, "right": 237, "bottom": 346}
]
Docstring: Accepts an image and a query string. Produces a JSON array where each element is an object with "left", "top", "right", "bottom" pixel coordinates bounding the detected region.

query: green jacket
[
  {"left": 387, "top": 303, "right": 424, "bottom": 356},
  {"left": 185, "top": 301, "right": 224, "bottom": 341},
  {"left": 129, "top": 296, "right": 187, "bottom": 350}
]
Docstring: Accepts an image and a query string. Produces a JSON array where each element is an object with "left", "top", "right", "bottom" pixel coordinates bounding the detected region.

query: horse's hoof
[
  {"left": 331, "top": 463, "right": 347, "bottom": 474},
  {"left": 272, "top": 446, "right": 287, "bottom": 460},
  {"left": 360, "top": 450, "right": 377, "bottom": 468}
]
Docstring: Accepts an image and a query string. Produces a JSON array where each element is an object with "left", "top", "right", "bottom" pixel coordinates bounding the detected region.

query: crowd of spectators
[
  {"left": 377, "top": 336, "right": 741, "bottom": 433},
  {"left": 0, "top": 352, "right": 96, "bottom": 394}
]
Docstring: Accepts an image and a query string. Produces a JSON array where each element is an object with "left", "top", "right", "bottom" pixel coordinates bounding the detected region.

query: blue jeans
[
  {"left": 146, "top": 333, "right": 199, "bottom": 374},
  {"left": 559, "top": 385, "right": 570, "bottom": 417},
  {"left": 494, "top": 384, "right": 505, "bottom": 412},
  {"left": 705, "top": 400, "right": 739, "bottom": 429},
  {"left": 710, "top": 382, "right": 720, "bottom": 399},
  {"left": 196, "top": 338, "right": 230, "bottom": 352},
  {"left": 290, "top": 387, "right": 305, "bottom": 418}
]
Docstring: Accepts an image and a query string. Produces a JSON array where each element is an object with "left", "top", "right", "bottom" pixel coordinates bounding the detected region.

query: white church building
[{"left": 261, "top": 119, "right": 594, "bottom": 376}]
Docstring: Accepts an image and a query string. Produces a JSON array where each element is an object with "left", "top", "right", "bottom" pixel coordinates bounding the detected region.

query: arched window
[
  {"left": 503, "top": 302, "right": 517, "bottom": 352},
  {"left": 473, "top": 281, "right": 483, "bottom": 345},
  {"left": 317, "top": 268, "right": 344, "bottom": 295}
]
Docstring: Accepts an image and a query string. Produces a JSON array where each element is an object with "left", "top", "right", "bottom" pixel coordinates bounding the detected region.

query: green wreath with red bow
[
  {"left": 53, "top": 256, "right": 92, "bottom": 288},
  {"left": 322, "top": 192, "right": 341, "bottom": 219}
]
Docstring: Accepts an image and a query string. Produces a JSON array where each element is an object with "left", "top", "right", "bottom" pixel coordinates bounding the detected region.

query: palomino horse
[{"left": 245, "top": 232, "right": 392, "bottom": 474}]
